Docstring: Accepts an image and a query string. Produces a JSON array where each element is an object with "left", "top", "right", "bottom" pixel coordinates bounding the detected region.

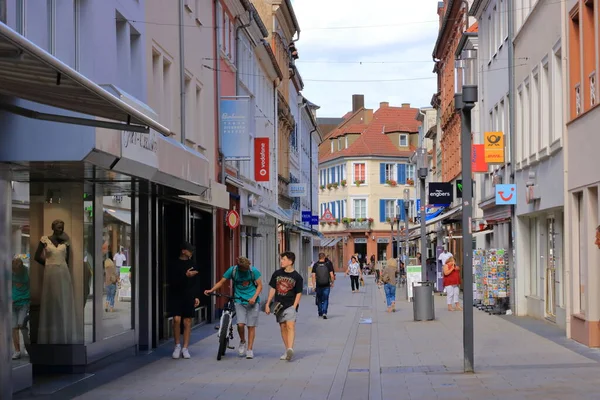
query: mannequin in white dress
[{"left": 34, "top": 219, "right": 78, "bottom": 344}]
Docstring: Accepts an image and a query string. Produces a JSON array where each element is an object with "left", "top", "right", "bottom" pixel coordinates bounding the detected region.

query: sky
[{"left": 293, "top": 0, "right": 442, "bottom": 118}]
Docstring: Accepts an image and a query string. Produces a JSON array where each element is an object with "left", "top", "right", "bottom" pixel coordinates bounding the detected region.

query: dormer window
[
  {"left": 330, "top": 140, "right": 334, "bottom": 153},
  {"left": 338, "top": 137, "right": 343, "bottom": 150},
  {"left": 399, "top": 134, "right": 408, "bottom": 147}
]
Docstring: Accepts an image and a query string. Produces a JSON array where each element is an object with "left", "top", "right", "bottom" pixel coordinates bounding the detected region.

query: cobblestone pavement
[{"left": 54, "top": 275, "right": 600, "bottom": 399}]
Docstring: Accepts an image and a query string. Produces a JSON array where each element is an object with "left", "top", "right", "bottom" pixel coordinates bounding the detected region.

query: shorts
[
  {"left": 276, "top": 306, "right": 297, "bottom": 324},
  {"left": 12, "top": 304, "right": 29, "bottom": 328},
  {"left": 235, "top": 303, "right": 260, "bottom": 327},
  {"left": 170, "top": 295, "right": 196, "bottom": 319}
]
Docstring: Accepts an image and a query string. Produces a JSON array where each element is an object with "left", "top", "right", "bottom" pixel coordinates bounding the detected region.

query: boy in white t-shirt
[
  {"left": 438, "top": 249, "right": 453, "bottom": 266},
  {"left": 113, "top": 248, "right": 127, "bottom": 267}
]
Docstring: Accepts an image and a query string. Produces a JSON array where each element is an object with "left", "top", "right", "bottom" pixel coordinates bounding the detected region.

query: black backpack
[{"left": 314, "top": 262, "right": 330, "bottom": 286}]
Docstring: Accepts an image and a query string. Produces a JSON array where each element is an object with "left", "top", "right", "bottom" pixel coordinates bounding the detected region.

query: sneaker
[
  {"left": 323, "top": 315, "right": 328, "bottom": 320},
  {"left": 238, "top": 342, "right": 246, "bottom": 357},
  {"left": 172, "top": 345, "right": 182, "bottom": 359},
  {"left": 246, "top": 350, "right": 254, "bottom": 359},
  {"left": 12, "top": 351, "right": 21, "bottom": 360},
  {"left": 182, "top": 348, "right": 191, "bottom": 359},
  {"left": 280, "top": 353, "right": 288, "bottom": 360},
  {"left": 285, "top": 348, "right": 294, "bottom": 361}
]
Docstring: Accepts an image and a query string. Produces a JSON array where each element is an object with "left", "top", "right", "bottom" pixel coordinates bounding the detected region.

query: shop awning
[
  {"left": 260, "top": 206, "right": 292, "bottom": 224},
  {"left": 104, "top": 208, "right": 132, "bottom": 225},
  {"left": 445, "top": 229, "right": 494, "bottom": 239},
  {"left": 409, "top": 206, "right": 463, "bottom": 234},
  {"left": 324, "top": 237, "right": 342, "bottom": 247},
  {"left": 0, "top": 22, "right": 171, "bottom": 135}
]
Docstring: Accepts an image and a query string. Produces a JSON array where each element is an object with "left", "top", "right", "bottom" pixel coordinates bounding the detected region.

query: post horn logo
[{"left": 486, "top": 134, "right": 502, "bottom": 146}]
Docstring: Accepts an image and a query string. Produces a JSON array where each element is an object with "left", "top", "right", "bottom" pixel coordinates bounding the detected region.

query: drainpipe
[
  {"left": 309, "top": 127, "right": 317, "bottom": 224},
  {"left": 235, "top": 9, "right": 253, "bottom": 94},
  {"left": 178, "top": 0, "right": 186, "bottom": 144},
  {"left": 215, "top": 0, "right": 225, "bottom": 185}
]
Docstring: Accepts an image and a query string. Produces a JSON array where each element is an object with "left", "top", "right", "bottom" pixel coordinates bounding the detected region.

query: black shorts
[{"left": 170, "top": 295, "right": 196, "bottom": 319}]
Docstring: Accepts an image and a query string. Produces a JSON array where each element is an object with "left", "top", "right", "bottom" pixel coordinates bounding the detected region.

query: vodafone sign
[{"left": 254, "top": 138, "right": 270, "bottom": 182}]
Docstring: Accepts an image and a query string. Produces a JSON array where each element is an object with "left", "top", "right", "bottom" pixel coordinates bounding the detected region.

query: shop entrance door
[
  {"left": 354, "top": 242, "right": 367, "bottom": 264},
  {"left": 190, "top": 209, "right": 212, "bottom": 324},
  {"left": 377, "top": 243, "right": 387, "bottom": 261},
  {"left": 545, "top": 217, "right": 557, "bottom": 321}
]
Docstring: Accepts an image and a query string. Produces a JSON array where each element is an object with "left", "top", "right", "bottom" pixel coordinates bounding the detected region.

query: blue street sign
[
  {"left": 495, "top": 184, "right": 517, "bottom": 205},
  {"left": 302, "top": 211, "right": 311, "bottom": 223},
  {"left": 310, "top": 215, "right": 319, "bottom": 225}
]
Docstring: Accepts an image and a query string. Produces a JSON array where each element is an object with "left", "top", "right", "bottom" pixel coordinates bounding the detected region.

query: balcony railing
[{"left": 346, "top": 221, "right": 371, "bottom": 230}]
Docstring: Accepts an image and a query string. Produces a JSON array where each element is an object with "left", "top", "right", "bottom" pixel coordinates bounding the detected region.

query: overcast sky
[{"left": 293, "top": 0, "right": 441, "bottom": 118}]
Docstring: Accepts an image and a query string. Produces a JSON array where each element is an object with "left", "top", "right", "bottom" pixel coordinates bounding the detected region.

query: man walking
[
  {"left": 311, "top": 253, "right": 335, "bottom": 319},
  {"left": 169, "top": 243, "right": 200, "bottom": 359},
  {"left": 204, "top": 257, "right": 262, "bottom": 359},
  {"left": 265, "top": 252, "right": 303, "bottom": 361}
]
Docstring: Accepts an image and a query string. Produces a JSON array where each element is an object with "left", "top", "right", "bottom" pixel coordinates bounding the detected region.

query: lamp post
[
  {"left": 403, "top": 188, "right": 410, "bottom": 266},
  {"left": 416, "top": 133, "right": 428, "bottom": 282},
  {"left": 455, "top": 37, "right": 478, "bottom": 373}
]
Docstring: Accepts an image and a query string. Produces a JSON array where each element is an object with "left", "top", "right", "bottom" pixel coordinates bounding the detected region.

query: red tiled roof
[
  {"left": 329, "top": 123, "right": 368, "bottom": 139},
  {"left": 319, "top": 105, "right": 422, "bottom": 163}
]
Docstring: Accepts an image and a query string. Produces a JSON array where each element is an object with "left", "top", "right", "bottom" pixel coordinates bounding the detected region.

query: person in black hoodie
[{"left": 169, "top": 242, "right": 200, "bottom": 359}]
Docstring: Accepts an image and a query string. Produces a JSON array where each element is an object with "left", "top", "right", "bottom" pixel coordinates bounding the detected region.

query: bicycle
[{"left": 210, "top": 292, "right": 242, "bottom": 360}]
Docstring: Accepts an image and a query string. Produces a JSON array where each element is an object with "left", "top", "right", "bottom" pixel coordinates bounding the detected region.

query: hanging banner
[
  {"left": 220, "top": 97, "right": 253, "bottom": 160},
  {"left": 472, "top": 144, "right": 488, "bottom": 172},
  {"left": 484, "top": 132, "right": 505, "bottom": 164},
  {"left": 254, "top": 137, "right": 270, "bottom": 181}
]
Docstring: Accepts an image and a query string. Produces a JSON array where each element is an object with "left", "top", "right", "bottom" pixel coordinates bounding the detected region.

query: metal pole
[
  {"left": 405, "top": 211, "right": 409, "bottom": 267},
  {"left": 458, "top": 95, "right": 475, "bottom": 373},
  {"left": 507, "top": 0, "right": 517, "bottom": 314},
  {"left": 420, "top": 175, "right": 427, "bottom": 281},
  {"left": 0, "top": 173, "right": 12, "bottom": 399}
]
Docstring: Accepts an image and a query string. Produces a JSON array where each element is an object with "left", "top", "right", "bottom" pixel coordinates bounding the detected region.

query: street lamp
[
  {"left": 403, "top": 188, "right": 410, "bottom": 266},
  {"left": 455, "top": 32, "right": 478, "bottom": 373}
]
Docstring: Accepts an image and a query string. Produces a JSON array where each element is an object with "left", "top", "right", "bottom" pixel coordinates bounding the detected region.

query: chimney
[
  {"left": 402, "top": 103, "right": 411, "bottom": 108},
  {"left": 352, "top": 94, "right": 364, "bottom": 112},
  {"left": 379, "top": 102, "right": 389, "bottom": 108}
]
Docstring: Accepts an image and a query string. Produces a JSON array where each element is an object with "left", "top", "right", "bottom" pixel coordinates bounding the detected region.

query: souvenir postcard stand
[
  {"left": 472, "top": 249, "right": 485, "bottom": 307},
  {"left": 473, "top": 249, "right": 510, "bottom": 315}
]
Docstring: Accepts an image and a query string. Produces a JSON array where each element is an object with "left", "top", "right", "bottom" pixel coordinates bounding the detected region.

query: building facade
[
  {"left": 564, "top": 0, "right": 600, "bottom": 347},
  {"left": 317, "top": 97, "right": 420, "bottom": 270}
]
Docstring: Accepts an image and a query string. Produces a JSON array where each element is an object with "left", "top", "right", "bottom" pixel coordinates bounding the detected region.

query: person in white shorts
[
  {"left": 205, "top": 257, "right": 262, "bottom": 359},
  {"left": 442, "top": 257, "right": 462, "bottom": 311}
]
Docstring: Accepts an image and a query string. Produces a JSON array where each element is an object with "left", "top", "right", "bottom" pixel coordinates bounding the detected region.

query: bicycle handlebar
[{"left": 209, "top": 292, "right": 245, "bottom": 301}]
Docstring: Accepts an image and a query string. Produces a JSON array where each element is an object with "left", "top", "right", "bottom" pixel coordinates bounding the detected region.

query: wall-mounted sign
[
  {"left": 302, "top": 211, "right": 311, "bottom": 223},
  {"left": 289, "top": 183, "right": 307, "bottom": 197},
  {"left": 456, "top": 180, "right": 475, "bottom": 198},
  {"left": 495, "top": 184, "right": 517, "bottom": 205},
  {"left": 484, "top": 132, "right": 505, "bottom": 164},
  {"left": 225, "top": 209, "right": 240, "bottom": 229},
  {"left": 354, "top": 238, "right": 367, "bottom": 244},
  {"left": 472, "top": 144, "right": 488, "bottom": 172},
  {"left": 220, "top": 97, "right": 253, "bottom": 160},
  {"left": 428, "top": 182, "right": 453, "bottom": 205},
  {"left": 311, "top": 215, "right": 319, "bottom": 225},
  {"left": 525, "top": 185, "right": 540, "bottom": 204},
  {"left": 376, "top": 238, "right": 390, "bottom": 244},
  {"left": 254, "top": 137, "right": 270, "bottom": 182},
  {"left": 320, "top": 209, "right": 336, "bottom": 222}
]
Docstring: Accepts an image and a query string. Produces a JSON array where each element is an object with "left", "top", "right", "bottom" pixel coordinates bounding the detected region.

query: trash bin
[{"left": 413, "top": 281, "right": 435, "bottom": 321}]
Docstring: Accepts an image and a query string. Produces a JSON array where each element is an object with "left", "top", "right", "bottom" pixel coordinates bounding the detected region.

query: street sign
[{"left": 225, "top": 209, "right": 240, "bottom": 229}]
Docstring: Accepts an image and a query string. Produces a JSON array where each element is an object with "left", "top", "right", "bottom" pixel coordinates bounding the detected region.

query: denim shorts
[
  {"left": 235, "top": 303, "right": 260, "bottom": 327},
  {"left": 12, "top": 304, "right": 29, "bottom": 328}
]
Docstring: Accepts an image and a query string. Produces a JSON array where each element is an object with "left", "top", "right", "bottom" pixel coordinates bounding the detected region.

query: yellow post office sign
[{"left": 484, "top": 131, "right": 505, "bottom": 164}]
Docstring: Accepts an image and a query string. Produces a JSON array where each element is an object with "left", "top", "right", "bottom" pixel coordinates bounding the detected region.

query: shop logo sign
[
  {"left": 495, "top": 184, "right": 517, "bottom": 205},
  {"left": 484, "top": 131, "right": 505, "bottom": 164},
  {"left": 254, "top": 138, "right": 270, "bottom": 182},
  {"left": 428, "top": 182, "right": 453, "bottom": 205},
  {"left": 121, "top": 129, "right": 158, "bottom": 169}
]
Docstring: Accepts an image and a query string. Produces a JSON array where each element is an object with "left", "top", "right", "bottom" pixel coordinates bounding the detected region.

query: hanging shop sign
[
  {"left": 225, "top": 209, "right": 240, "bottom": 229},
  {"left": 254, "top": 137, "right": 270, "bottom": 182},
  {"left": 288, "top": 183, "right": 307, "bottom": 197},
  {"left": 484, "top": 132, "right": 505, "bottom": 164},
  {"left": 495, "top": 184, "right": 517, "bottom": 205},
  {"left": 456, "top": 180, "right": 476, "bottom": 198},
  {"left": 301, "top": 210, "right": 311, "bottom": 223},
  {"left": 220, "top": 97, "right": 253, "bottom": 160},
  {"left": 320, "top": 209, "right": 336, "bottom": 222},
  {"left": 428, "top": 182, "right": 453, "bottom": 205},
  {"left": 472, "top": 144, "right": 488, "bottom": 172},
  {"left": 311, "top": 215, "right": 319, "bottom": 225}
]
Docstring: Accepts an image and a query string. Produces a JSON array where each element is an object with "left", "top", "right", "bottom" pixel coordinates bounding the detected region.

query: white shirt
[
  {"left": 438, "top": 251, "right": 453, "bottom": 266},
  {"left": 348, "top": 262, "right": 360, "bottom": 276},
  {"left": 114, "top": 253, "right": 127, "bottom": 267}
]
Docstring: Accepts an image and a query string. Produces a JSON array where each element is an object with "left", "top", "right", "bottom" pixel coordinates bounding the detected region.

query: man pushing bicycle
[{"left": 205, "top": 257, "right": 262, "bottom": 359}]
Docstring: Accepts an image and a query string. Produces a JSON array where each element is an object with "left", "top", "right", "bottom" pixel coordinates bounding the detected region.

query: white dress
[{"left": 37, "top": 236, "right": 79, "bottom": 344}]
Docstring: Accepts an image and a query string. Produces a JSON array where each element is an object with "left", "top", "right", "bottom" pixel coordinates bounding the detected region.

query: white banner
[{"left": 288, "top": 183, "right": 307, "bottom": 197}]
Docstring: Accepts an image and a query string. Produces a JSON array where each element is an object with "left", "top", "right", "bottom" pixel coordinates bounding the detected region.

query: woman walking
[
  {"left": 345, "top": 256, "right": 362, "bottom": 293},
  {"left": 443, "top": 257, "right": 462, "bottom": 311},
  {"left": 381, "top": 258, "right": 398, "bottom": 312},
  {"left": 104, "top": 252, "right": 119, "bottom": 312}
]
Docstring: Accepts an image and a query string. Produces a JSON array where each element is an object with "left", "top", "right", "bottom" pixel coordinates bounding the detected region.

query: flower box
[
  {"left": 354, "top": 179, "right": 365, "bottom": 186},
  {"left": 341, "top": 180, "right": 347, "bottom": 187},
  {"left": 385, "top": 179, "right": 398, "bottom": 187},
  {"left": 406, "top": 178, "right": 414, "bottom": 186}
]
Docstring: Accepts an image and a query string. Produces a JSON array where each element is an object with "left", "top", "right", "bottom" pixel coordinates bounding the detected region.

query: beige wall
[
  {"left": 145, "top": 0, "right": 217, "bottom": 181},
  {"left": 319, "top": 158, "right": 417, "bottom": 233}
]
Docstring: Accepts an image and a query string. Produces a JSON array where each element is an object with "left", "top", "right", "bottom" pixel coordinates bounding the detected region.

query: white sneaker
[
  {"left": 238, "top": 342, "right": 246, "bottom": 357},
  {"left": 182, "top": 348, "right": 191, "bottom": 359},
  {"left": 172, "top": 345, "right": 182, "bottom": 359},
  {"left": 245, "top": 350, "right": 254, "bottom": 359},
  {"left": 12, "top": 351, "right": 21, "bottom": 360},
  {"left": 285, "top": 348, "right": 294, "bottom": 361},
  {"left": 280, "top": 353, "right": 288, "bottom": 360}
]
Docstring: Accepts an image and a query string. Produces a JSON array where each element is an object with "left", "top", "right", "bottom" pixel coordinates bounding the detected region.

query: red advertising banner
[
  {"left": 254, "top": 138, "right": 270, "bottom": 181},
  {"left": 472, "top": 144, "right": 488, "bottom": 173}
]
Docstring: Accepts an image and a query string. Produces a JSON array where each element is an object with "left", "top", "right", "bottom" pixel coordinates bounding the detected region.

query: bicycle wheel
[{"left": 217, "top": 313, "right": 230, "bottom": 360}]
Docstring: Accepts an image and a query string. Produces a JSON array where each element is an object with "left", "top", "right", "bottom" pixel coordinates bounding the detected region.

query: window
[
  {"left": 516, "top": 88, "right": 523, "bottom": 162},
  {"left": 531, "top": 71, "right": 539, "bottom": 155},
  {"left": 338, "top": 138, "right": 343, "bottom": 150},
  {"left": 541, "top": 61, "right": 550, "bottom": 149},
  {"left": 341, "top": 164, "right": 346, "bottom": 181},
  {"left": 353, "top": 163, "right": 366, "bottom": 184},
  {"left": 384, "top": 200, "right": 396, "bottom": 220},
  {"left": 407, "top": 165, "right": 415, "bottom": 182},
  {"left": 290, "top": 126, "right": 298, "bottom": 153},
  {"left": 384, "top": 163, "right": 396, "bottom": 182},
  {"left": 330, "top": 141, "right": 334, "bottom": 153},
  {"left": 569, "top": 11, "right": 581, "bottom": 120},
  {"left": 48, "top": 0, "right": 56, "bottom": 54},
  {"left": 399, "top": 134, "right": 408, "bottom": 147},
  {"left": 523, "top": 81, "right": 530, "bottom": 160},
  {"left": 195, "top": 84, "right": 205, "bottom": 150},
  {"left": 16, "top": 0, "right": 26, "bottom": 35},
  {"left": 74, "top": 0, "right": 80, "bottom": 70},
  {"left": 493, "top": 5, "right": 498, "bottom": 53},
  {"left": 529, "top": 218, "right": 539, "bottom": 297},
  {"left": 500, "top": 0, "right": 507, "bottom": 41},
  {"left": 488, "top": 14, "right": 493, "bottom": 61},
  {"left": 552, "top": 44, "right": 563, "bottom": 143},
  {"left": 353, "top": 199, "right": 367, "bottom": 219}
]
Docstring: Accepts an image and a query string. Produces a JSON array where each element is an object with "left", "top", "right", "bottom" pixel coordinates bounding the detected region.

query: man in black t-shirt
[
  {"left": 169, "top": 242, "right": 200, "bottom": 360},
  {"left": 266, "top": 251, "right": 303, "bottom": 361},
  {"left": 311, "top": 253, "right": 335, "bottom": 319}
]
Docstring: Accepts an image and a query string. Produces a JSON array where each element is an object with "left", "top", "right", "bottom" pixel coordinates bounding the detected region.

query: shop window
[
  {"left": 529, "top": 218, "right": 539, "bottom": 297},
  {"left": 102, "top": 194, "right": 133, "bottom": 338}
]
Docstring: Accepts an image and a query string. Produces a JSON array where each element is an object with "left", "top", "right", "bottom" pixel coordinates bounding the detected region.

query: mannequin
[{"left": 34, "top": 219, "right": 78, "bottom": 344}]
